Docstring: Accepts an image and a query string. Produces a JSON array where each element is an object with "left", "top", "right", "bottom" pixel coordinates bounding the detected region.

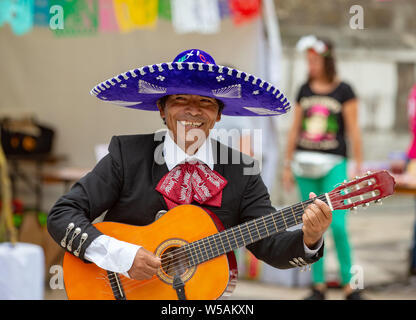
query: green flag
[{"left": 50, "top": 0, "right": 98, "bottom": 37}]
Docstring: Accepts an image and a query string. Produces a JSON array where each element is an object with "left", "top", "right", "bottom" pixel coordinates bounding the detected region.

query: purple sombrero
[{"left": 90, "top": 49, "right": 291, "bottom": 116}]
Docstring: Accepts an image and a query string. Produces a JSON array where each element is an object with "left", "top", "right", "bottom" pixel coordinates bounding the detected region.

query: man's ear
[{"left": 216, "top": 112, "right": 222, "bottom": 122}]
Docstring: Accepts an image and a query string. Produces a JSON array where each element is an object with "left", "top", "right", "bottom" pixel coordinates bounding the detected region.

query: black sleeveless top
[{"left": 295, "top": 81, "right": 356, "bottom": 157}]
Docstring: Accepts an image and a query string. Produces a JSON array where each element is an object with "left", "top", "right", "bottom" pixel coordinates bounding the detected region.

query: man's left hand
[{"left": 302, "top": 192, "right": 332, "bottom": 249}]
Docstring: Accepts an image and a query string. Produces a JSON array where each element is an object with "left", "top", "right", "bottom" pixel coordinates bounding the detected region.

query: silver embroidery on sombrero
[
  {"left": 102, "top": 100, "right": 143, "bottom": 106},
  {"left": 212, "top": 84, "right": 241, "bottom": 99},
  {"left": 243, "top": 107, "right": 285, "bottom": 115},
  {"left": 138, "top": 80, "right": 167, "bottom": 94}
]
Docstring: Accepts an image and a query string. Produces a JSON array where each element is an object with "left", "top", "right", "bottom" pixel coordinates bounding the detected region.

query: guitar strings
[{"left": 104, "top": 194, "right": 333, "bottom": 294}]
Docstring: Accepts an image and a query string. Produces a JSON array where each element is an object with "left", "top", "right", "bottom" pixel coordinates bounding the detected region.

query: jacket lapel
[
  {"left": 211, "top": 138, "right": 225, "bottom": 177},
  {"left": 152, "top": 133, "right": 169, "bottom": 209}
]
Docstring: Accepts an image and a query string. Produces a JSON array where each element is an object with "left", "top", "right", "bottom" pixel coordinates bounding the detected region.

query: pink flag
[{"left": 99, "top": 0, "right": 119, "bottom": 32}]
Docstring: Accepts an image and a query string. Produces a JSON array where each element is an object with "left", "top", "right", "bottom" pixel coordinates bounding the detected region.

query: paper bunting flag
[
  {"left": 158, "top": 0, "right": 171, "bottom": 21},
  {"left": 0, "top": 1, "right": 10, "bottom": 26},
  {"left": 113, "top": 0, "right": 158, "bottom": 32},
  {"left": 98, "top": 0, "right": 119, "bottom": 32},
  {"left": 50, "top": 0, "right": 99, "bottom": 37},
  {"left": 129, "top": 0, "right": 158, "bottom": 28},
  {"left": 218, "top": 0, "right": 231, "bottom": 18},
  {"left": 33, "top": 0, "right": 49, "bottom": 26},
  {"left": 171, "top": 0, "right": 220, "bottom": 34},
  {"left": 0, "top": 0, "right": 34, "bottom": 36},
  {"left": 229, "top": 0, "right": 261, "bottom": 25}
]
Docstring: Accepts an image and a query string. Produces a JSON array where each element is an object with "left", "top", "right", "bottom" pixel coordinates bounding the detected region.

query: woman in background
[
  {"left": 282, "top": 35, "right": 363, "bottom": 300},
  {"left": 406, "top": 84, "right": 416, "bottom": 276}
]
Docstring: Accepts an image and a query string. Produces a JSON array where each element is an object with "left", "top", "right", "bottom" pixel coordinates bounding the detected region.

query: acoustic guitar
[{"left": 63, "top": 170, "right": 395, "bottom": 300}]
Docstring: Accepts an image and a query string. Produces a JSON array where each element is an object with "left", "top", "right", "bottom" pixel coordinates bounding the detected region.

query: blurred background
[{"left": 0, "top": 0, "right": 416, "bottom": 300}]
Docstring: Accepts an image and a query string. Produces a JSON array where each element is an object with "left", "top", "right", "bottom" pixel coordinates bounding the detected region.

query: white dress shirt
[{"left": 84, "top": 131, "right": 322, "bottom": 275}]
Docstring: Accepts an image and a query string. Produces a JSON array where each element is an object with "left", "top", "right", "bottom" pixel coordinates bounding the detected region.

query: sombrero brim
[{"left": 90, "top": 62, "right": 291, "bottom": 116}]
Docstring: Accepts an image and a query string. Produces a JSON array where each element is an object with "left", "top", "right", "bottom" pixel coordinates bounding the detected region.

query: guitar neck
[{"left": 186, "top": 194, "right": 329, "bottom": 266}]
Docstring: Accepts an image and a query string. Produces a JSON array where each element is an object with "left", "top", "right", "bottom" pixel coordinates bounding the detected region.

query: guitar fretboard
[{"left": 183, "top": 194, "right": 328, "bottom": 266}]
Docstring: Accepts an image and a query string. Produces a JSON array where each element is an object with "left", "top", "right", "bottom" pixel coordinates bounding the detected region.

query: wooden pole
[{"left": 0, "top": 141, "right": 17, "bottom": 244}]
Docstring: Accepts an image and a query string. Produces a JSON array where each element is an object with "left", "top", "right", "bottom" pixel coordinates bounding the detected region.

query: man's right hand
[{"left": 127, "top": 247, "right": 161, "bottom": 280}]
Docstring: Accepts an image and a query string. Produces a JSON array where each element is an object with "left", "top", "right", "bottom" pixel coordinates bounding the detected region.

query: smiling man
[{"left": 47, "top": 49, "right": 332, "bottom": 299}]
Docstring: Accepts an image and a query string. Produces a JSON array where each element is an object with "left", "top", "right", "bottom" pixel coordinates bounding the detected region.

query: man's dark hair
[{"left": 157, "top": 95, "right": 225, "bottom": 125}]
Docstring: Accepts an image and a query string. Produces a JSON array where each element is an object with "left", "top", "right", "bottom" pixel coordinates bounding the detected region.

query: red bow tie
[{"left": 156, "top": 162, "right": 228, "bottom": 210}]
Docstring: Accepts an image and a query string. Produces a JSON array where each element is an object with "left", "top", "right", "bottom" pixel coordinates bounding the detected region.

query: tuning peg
[
  {"left": 362, "top": 203, "right": 370, "bottom": 208},
  {"left": 366, "top": 171, "right": 372, "bottom": 175},
  {"left": 350, "top": 206, "right": 358, "bottom": 212},
  {"left": 374, "top": 199, "right": 382, "bottom": 205},
  {"left": 355, "top": 176, "right": 360, "bottom": 180}
]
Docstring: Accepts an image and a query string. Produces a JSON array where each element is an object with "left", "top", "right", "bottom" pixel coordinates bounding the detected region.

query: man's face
[{"left": 158, "top": 94, "right": 222, "bottom": 151}]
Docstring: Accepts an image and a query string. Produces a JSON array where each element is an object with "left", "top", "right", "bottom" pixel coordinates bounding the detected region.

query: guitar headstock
[{"left": 329, "top": 170, "right": 395, "bottom": 211}]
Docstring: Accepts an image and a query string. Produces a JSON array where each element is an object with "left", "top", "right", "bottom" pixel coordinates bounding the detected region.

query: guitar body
[{"left": 63, "top": 205, "right": 238, "bottom": 300}]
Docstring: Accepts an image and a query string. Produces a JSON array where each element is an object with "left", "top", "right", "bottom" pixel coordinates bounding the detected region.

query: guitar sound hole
[{"left": 160, "top": 246, "right": 189, "bottom": 277}]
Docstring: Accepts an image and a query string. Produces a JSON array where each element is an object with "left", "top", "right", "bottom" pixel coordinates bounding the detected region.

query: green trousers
[{"left": 294, "top": 159, "right": 353, "bottom": 286}]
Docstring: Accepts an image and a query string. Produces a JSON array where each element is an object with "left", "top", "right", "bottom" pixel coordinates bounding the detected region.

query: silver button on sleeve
[
  {"left": 61, "top": 223, "right": 75, "bottom": 248},
  {"left": 74, "top": 233, "right": 88, "bottom": 257},
  {"left": 67, "top": 227, "right": 81, "bottom": 252}
]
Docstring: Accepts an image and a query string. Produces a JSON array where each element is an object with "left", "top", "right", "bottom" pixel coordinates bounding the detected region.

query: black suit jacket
[{"left": 47, "top": 133, "right": 323, "bottom": 268}]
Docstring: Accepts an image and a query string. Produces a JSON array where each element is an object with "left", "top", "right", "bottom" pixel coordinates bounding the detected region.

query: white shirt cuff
[
  {"left": 303, "top": 237, "right": 323, "bottom": 258},
  {"left": 84, "top": 235, "right": 141, "bottom": 275}
]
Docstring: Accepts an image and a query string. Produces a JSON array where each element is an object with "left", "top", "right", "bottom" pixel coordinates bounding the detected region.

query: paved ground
[{"left": 44, "top": 194, "right": 416, "bottom": 300}]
